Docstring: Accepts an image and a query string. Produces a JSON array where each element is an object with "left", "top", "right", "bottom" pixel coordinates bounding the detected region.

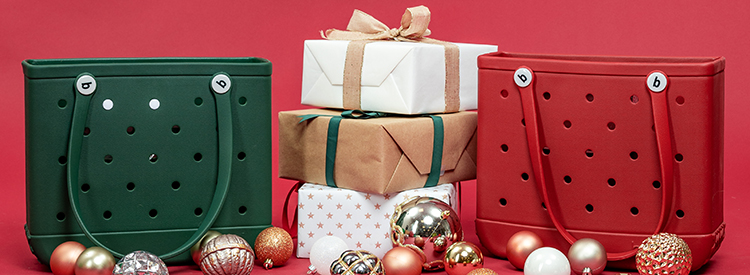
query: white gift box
[
  {"left": 295, "top": 183, "right": 457, "bottom": 258},
  {"left": 301, "top": 40, "right": 497, "bottom": 114}
]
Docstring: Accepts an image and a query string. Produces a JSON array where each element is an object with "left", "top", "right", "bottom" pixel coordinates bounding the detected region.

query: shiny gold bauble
[
  {"left": 636, "top": 233, "right": 692, "bottom": 275},
  {"left": 382, "top": 246, "right": 424, "bottom": 275},
  {"left": 74, "top": 247, "right": 116, "bottom": 275},
  {"left": 466, "top": 268, "right": 499, "bottom": 275},
  {"left": 330, "top": 250, "right": 384, "bottom": 275},
  {"left": 254, "top": 226, "right": 294, "bottom": 269},
  {"left": 191, "top": 230, "right": 222, "bottom": 265},
  {"left": 200, "top": 234, "right": 255, "bottom": 275},
  {"left": 50, "top": 241, "right": 86, "bottom": 275},
  {"left": 391, "top": 196, "right": 463, "bottom": 271},
  {"left": 505, "top": 230, "right": 543, "bottom": 270},
  {"left": 444, "top": 241, "right": 484, "bottom": 275}
]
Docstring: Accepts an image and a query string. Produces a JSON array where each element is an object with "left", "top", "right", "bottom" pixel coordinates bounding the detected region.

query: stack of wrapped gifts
[{"left": 277, "top": 5, "right": 497, "bottom": 260}]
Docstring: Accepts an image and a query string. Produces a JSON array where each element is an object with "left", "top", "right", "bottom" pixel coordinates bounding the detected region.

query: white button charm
[
  {"left": 647, "top": 71, "right": 668, "bottom": 93},
  {"left": 149, "top": 98, "right": 160, "bottom": 110},
  {"left": 76, "top": 74, "right": 97, "bottom": 95},
  {"left": 514, "top": 67, "right": 533, "bottom": 88},
  {"left": 211, "top": 74, "right": 231, "bottom": 94},
  {"left": 102, "top": 99, "right": 114, "bottom": 110}
]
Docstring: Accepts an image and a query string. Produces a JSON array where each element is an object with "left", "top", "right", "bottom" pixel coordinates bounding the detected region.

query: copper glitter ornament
[
  {"left": 466, "top": 268, "right": 499, "bottom": 275},
  {"left": 636, "top": 233, "right": 692, "bottom": 275},
  {"left": 191, "top": 230, "right": 222, "bottom": 265},
  {"left": 391, "top": 196, "right": 463, "bottom": 271},
  {"left": 50, "top": 241, "right": 86, "bottom": 275},
  {"left": 330, "top": 250, "right": 384, "bottom": 275},
  {"left": 199, "top": 234, "right": 255, "bottom": 275},
  {"left": 444, "top": 241, "right": 484, "bottom": 275},
  {"left": 254, "top": 226, "right": 293, "bottom": 269}
]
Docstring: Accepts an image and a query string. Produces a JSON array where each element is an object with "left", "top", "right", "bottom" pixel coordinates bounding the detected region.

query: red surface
[{"left": 1, "top": 1, "right": 747, "bottom": 274}]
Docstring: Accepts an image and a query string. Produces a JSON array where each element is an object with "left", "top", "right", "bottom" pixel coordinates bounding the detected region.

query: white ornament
[
  {"left": 309, "top": 236, "right": 349, "bottom": 275},
  {"left": 524, "top": 247, "right": 571, "bottom": 275}
]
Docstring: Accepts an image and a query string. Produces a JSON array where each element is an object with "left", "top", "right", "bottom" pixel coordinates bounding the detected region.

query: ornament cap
[{"left": 264, "top": 258, "right": 274, "bottom": 269}]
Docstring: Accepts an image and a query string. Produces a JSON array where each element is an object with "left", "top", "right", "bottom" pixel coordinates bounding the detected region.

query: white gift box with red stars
[{"left": 295, "top": 183, "right": 457, "bottom": 258}]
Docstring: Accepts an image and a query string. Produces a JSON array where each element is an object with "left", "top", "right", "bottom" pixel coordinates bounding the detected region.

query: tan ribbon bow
[{"left": 322, "top": 6, "right": 461, "bottom": 113}]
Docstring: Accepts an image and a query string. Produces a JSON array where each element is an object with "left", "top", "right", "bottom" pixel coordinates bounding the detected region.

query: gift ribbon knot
[{"left": 322, "top": 6, "right": 461, "bottom": 113}]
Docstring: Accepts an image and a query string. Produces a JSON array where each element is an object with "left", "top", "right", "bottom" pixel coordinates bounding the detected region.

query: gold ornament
[
  {"left": 636, "top": 233, "right": 692, "bottom": 275},
  {"left": 200, "top": 234, "right": 255, "bottom": 275},
  {"left": 191, "top": 230, "right": 222, "bottom": 265},
  {"left": 391, "top": 196, "right": 463, "bottom": 271},
  {"left": 330, "top": 250, "right": 384, "bottom": 275},
  {"left": 254, "top": 226, "right": 294, "bottom": 269},
  {"left": 466, "top": 268, "right": 499, "bottom": 275},
  {"left": 74, "top": 247, "right": 115, "bottom": 275},
  {"left": 444, "top": 242, "right": 484, "bottom": 275}
]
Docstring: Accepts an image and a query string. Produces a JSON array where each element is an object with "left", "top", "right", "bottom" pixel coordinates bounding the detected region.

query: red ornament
[
  {"left": 382, "top": 246, "right": 424, "bottom": 275},
  {"left": 50, "top": 241, "right": 86, "bottom": 275},
  {"left": 254, "top": 227, "right": 294, "bottom": 269},
  {"left": 505, "top": 230, "right": 543, "bottom": 270}
]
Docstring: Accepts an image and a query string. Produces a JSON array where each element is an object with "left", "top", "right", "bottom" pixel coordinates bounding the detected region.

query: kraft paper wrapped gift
[
  {"left": 294, "top": 183, "right": 457, "bottom": 258},
  {"left": 301, "top": 40, "right": 497, "bottom": 114},
  {"left": 278, "top": 109, "right": 477, "bottom": 194}
]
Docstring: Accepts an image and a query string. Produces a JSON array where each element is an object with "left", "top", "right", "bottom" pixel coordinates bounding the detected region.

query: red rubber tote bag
[{"left": 476, "top": 52, "right": 724, "bottom": 270}]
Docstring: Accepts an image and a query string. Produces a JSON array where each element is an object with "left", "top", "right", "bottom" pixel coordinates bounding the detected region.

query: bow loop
[{"left": 323, "top": 5, "right": 432, "bottom": 41}]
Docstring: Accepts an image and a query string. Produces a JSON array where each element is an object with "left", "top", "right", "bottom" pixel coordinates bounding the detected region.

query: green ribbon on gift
[{"left": 298, "top": 110, "right": 444, "bottom": 189}]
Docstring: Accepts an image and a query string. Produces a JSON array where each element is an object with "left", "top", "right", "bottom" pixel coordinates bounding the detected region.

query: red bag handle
[
  {"left": 513, "top": 66, "right": 674, "bottom": 261},
  {"left": 281, "top": 181, "right": 305, "bottom": 239}
]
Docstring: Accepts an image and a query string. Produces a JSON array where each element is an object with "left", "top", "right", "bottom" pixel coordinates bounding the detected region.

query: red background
[{"left": 1, "top": 1, "right": 748, "bottom": 274}]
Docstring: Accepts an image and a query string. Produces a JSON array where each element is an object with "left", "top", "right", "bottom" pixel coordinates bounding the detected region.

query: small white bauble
[
  {"left": 524, "top": 247, "right": 571, "bottom": 275},
  {"left": 310, "top": 236, "right": 349, "bottom": 275}
]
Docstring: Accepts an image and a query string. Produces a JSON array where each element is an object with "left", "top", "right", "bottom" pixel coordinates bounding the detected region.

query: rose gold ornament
[
  {"left": 505, "top": 230, "right": 543, "bottom": 270},
  {"left": 391, "top": 196, "right": 463, "bottom": 271},
  {"left": 254, "top": 226, "right": 293, "bottom": 269},
  {"left": 191, "top": 230, "right": 222, "bottom": 265},
  {"left": 444, "top": 241, "right": 484, "bottom": 275},
  {"left": 567, "top": 238, "right": 606, "bottom": 275},
  {"left": 466, "top": 268, "right": 499, "bottom": 275},
  {"left": 50, "top": 241, "right": 86, "bottom": 275},
  {"left": 200, "top": 234, "right": 255, "bottom": 275},
  {"left": 74, "top": 247, "right": 115, "bottom": 275},
  {"left": 382, "top": 246, "right": 424, "bottom": 275},
  {"left": 636, "top": 233, "right": 692, "bottom": 275},
  {"left": 330, "top": 250, "right": 384, "bottom": 275}
]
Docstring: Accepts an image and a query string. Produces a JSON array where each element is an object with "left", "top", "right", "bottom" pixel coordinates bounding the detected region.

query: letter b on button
[
  {"left": 647, "top": 71, "right": 668, "bottom": 93},
  {"left": 514, "top": 67, "right": 533, "bottom": 88}
]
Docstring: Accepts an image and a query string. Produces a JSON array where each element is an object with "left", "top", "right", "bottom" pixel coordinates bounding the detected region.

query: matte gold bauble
[
  {"left": 444, "top": 241, "right": 484, "bottom": 275},
  {"left": 567, "top": 238, "right": 606, "bottom": 275},
  {"left": 254, "top": 226, "right": 294, "bottom": 269},
  {"left": 636, "top": 233, "right": 692, "bottom": 275},
  {"left": 191, "top": 230, "right": 222, "bottom": 265},
  {"left": 50, "top": 241, "right": 86, "bottom": 275},
  {"left": 74, "top": 247, "right": 115, "bottom": 275},
  {"left": 199, "top": 234, "right": 255, "bottom": 275},
  {"left": 391, "top": 196, "right": 463, "bottom": 271}
]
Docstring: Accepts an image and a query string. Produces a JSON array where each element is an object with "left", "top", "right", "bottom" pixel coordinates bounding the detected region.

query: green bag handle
[{"left": 66, "top": 73, "right": 233, "bottom": 259}]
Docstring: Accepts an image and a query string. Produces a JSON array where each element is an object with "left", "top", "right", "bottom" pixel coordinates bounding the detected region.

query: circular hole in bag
[
  {"left": 58, "top": 156, "right": 67, "bottom": 165},
  {"left": 172, "top": 125, "right": 181, "bottom": 134},
  {"left": 194, "top": 153, "right": 203, "bottom": 162},
  {"left": 239, "top": 97, "right": 248, "bottom": 105},
  {"left": 149, "top": 154, "right": 158, "bottom": 163},
  {"left": 586, "top": 93, "right": 594, "bottom": 102},
  {"left": 56, "top": 212, "right": 66, "bottom": 221},
  {"left": 149, "top": 99, "right": 160, "bottom": 110},
  {"left": 585, "top": 149, "right": 594, "bottom": 158},
  {"left": 172, "top": 181, "right": 181, "bottom": 190},
  {"left": 81, "top": 183, "right": 90, "bottom": 193},
  {"left": 542, "top": 146, "right": 550, "bottom": 156},
  {"left": 501, "top": 144, "right": 509, "bottom": 152},
  {"left": 149, "top": 209, "right": 158, "bottom": 218},
  {"left": 194, "top": 208, "right": 203, "bottom": 217},
  {"left": 521, "top": 118, "right": 525, "bottom": 126},
  {"left": 103, "top": 211, "right": 112, "bottom": 220},
  {"left": 127, "top": 126, "right": 135, "bottom": 135},
  {"left": 521, "top": 173, "right": 530, "bottom": 181},
  {"left": 563, "top": 120, "right": 572, "bottom": 128},
  {"left": 127, "top": 182, "right": 135, "bottom": 191},
  {"left": 630, "top": 95, "right": 639, "bottom": 104},
  {"left": 631, "top": 207, "right": 639, "bottom": 216},
  {"left": 499, "top": 198, "right": 507, "bottom": 206},
  {"left": 585, "top": 204, "right": 594, "bottom": 213},
  {"left": 58, "top": 99, "right": 67, "bottom": 108},
  {"left": 629, "top": 151, "right": 639, "bottom": 160},
  {"left": 607, "top": 122, "right": 616, "bottom": 131},
  {"left": 543, "top": 92, "right": 551, "bottom": 100},
  {"left": 238, "top": 206, "right": 248, "bottom": 215},
  {"left": 676, "top": 96, "right": 685, "bottom": 105},
  {"left": 541, "top": 202, "right": 547, "bottom": 210},
  {"left": 500, "top": 90, "right": 509, "bottom": 98},
  {"left": 563, "top": 175, "right": 572, "bottom": 184},
  {"left": 607, "top": 178, "right": 616, "bottom": 187},
  {"left": 104, "top": 155, "right": 113, "bottom": 164},
  {"left": 676, "top": 210, "right": 685, "bottom": 218},
  {"left": 194, "top": 97, "right": 203, "bottom": 106},
  {"left": 652, "top": 180, "right": 661, "bottom": 189},
  {"left": 83, "top": 127, "right": 91, "bottom": 136},
  {"left": 237, "top": 152, "right": 246, "bottom": 161},
  {"left": 675, "top": 153, "right": 684, "bottom": 162}
]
